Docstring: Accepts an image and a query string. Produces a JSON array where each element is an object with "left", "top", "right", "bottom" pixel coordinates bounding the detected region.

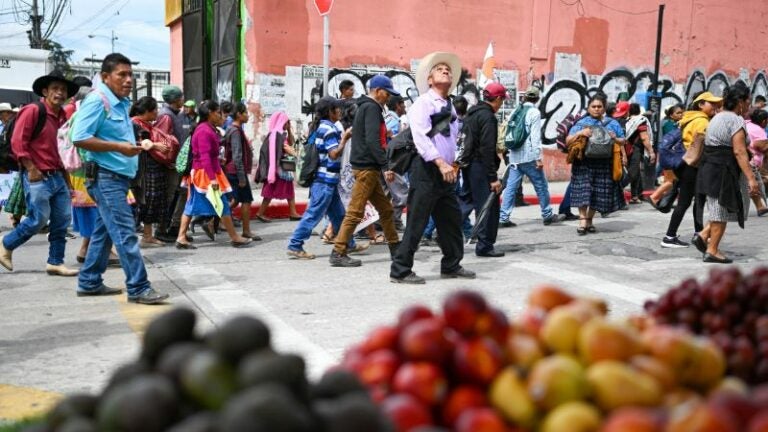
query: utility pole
[
  {"left": 29, "top": 0, "right": 44, "bottom": 49},
  {"left": 111, "top": 30, "right": 117, "bottom": 53}
]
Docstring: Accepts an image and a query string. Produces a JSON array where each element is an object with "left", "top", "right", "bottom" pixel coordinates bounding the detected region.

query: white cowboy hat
[
  {"left": 415, "top": 51, "right": 461, "bottom": 95},
  {"left": 0, "top": 103, "right": 11, "bottom": 112}
]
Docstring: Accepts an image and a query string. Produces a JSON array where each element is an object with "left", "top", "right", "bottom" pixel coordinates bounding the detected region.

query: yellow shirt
[{"left": 679, "top": 111, "right": 709, "bottom": 150}]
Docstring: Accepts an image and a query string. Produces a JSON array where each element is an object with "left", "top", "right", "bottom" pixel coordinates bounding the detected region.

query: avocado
[
  {"left": 180, "top": 350, "right": 237, "bottom": 410},
  {"left": 208, "top": 315, "right": 270, "bottom": 364},
  {"left": 166, "top": 411, "right": 217, "bottom": 432},
  {"left": 219, "top": 383, "right": 313, "bottom": 432},
  {"left": 237, "top": 351, "right": 309, "bottom": 402},
  {"left": 156, "top": 342, "right": 205, "bottom": 385},
  {"left": 102, "top": 361, "right": 151, "bottom": 394},
  {"left": 141, "top": 308, "right": 197, "bottom": 364},
  {"left": 310, "top": 369, "right": 367, "bottom": 400},
  {"left": 47, "top": 394, "right": 98, "bottom": 427},
  {"left": 312, "top": 393, "right": 383, "bottom": 432},
  {"left": 57, "top": 416, "right": 97, "bottom": 432},
  {"left": 97, "top": 374, "right": 178, "bottom": 432}
]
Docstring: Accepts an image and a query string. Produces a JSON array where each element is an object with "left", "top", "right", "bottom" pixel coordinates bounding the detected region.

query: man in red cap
[{"left": 459, "top": 82, "right": 507, "bottom": 257}]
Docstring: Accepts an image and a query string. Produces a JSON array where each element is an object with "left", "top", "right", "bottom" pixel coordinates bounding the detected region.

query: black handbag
[
  {"left": 280, "top": 156, "right": 296, "bottom": 172},
  {"left": 584, "top": 125, "right": 614, "bottom": 159}
]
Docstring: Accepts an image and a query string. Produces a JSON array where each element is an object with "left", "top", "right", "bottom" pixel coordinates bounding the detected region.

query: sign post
[{"left": 314, "top": 0, "right": 334, "bottom": 97}]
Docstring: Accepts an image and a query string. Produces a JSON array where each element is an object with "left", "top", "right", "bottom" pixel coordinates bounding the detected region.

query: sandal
[
  {"left": 175, "top": 241, "right": 197, "bottom": 250},
  {"left": 287, "top": 249, "right": 316, "bottom": 260},
  {"left": 629, "top": 197, "right": 641, "bottom": 204},
  {"left": 586, "top": 218, "right": 596, "bottom": 233},
  {"left": 242, "top": 232, "right": 263, "bottom": 241},
  {"left": 255, "top": 215, "right": 272, "bottom": 223},
  {"left": 371, "top": 233, "right": 386, "bottom": 245},
  {"left": 577, "top": 218, "right": 588, "bottom": 236},
  {"left": 321, "top": 233, "right": 335, "bottom": 244}
]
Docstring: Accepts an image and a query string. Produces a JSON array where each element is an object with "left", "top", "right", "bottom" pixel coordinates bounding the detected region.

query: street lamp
[{"left": 88, "top": 30, "right": 118, "bottom": 53}]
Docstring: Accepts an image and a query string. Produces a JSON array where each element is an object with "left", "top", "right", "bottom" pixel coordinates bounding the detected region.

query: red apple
[
  {"left": 360, "top": 325, "right": 400, "bottom": 355},
  {"left": 601, "top": 407, "right": 665, "bottom": 432},
  {"left": 752, "top": 384, "right": 768, "bottom": 410},
  {"left": 341, "top": 346, "right": 366, "bottom": 373},
  {"left": 399, "top": 317, "right": 452, "bottom": 363},
  {"left": 455, "top": 407, "right": 509, "bottom": 432},
  {"left": 475, "top": 307, "right": 511, "bottom": 344},
  {"left": 749, "top": 411, "right": 768, "bottom": 432},
  {"left": 453, "top": 337, "right": 505, "bottom": 386},
  {"left": 398, "top": 305, "right": 435, "bottom": 329},
  {"left": 443, "top": 290, "right": 488, "bottom": 336},
  {"left": 380, "top": 393, "right": 433, "bottom": 432},
  {"left": 708, "top": 391, "right": 759, "bottom": 430},
  {"left": 358, "top": 349, "right": 399, "bottom": 388},
  {"left": 441, "top": 385, "right": 488, "bottom": 427},
  {"left": 392, "top": 362, "right": 448, "bottom": 407}
]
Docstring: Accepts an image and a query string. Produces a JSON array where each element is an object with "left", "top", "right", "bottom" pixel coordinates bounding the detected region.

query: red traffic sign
[{"left": 314, "top": 0, "right": 333, "bottom": 16}]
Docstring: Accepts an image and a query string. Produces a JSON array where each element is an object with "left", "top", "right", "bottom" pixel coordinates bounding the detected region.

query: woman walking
[
  {"left": 566, "top": 93, "right": 626, "bottom": 234},
  {"left": 660, "top": 92, "right": 721, "bottom": 249},
  {"left": 696, "top": 82, "right": 761, "bottom": 263},
  {"left": 745, "top": 108, "right": 768, "bottom": 216},
  {"left": 255, "top": 111, "right": 301, "bottom": 222},
  {"left": 174, "top": 100, "right": 253, "bottom": 249},
  {"left": 130, "top": 96, "right": 171, "bottom": 248},
  {"left": 223, "top": 102, "right": 260, "bottom": 240},
  {"left": 650, "top": 104, "right": 685, "bottom": 206}
]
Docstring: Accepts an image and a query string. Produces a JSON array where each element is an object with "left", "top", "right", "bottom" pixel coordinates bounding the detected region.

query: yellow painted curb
[
  {"left": 115, "top": 296, "right": 171, "bottom": 336},
  {"left": 0, "top": 384, "right": 61, "bottom": 421}
]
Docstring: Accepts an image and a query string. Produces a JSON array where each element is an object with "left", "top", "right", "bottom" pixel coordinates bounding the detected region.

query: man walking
[
  {"left": 499, "top": 86, "right": 565, "bottom": 226},
  {"left": 72, "top": 53, "right": 169, "bottom": 304},
  {"left": 154, "top": 85, "right": 187, "bottom": 243},
  {"left": 329, "top": 75, "right": 401, "bottom": 267},
  {"left": 390, "top": 51, "right": 475, "bottom": 284},
  {"left": 460, "top": 82, "right": 506, "bottom": 257},
  {"left": 0, "top": 71, "right": 79, "bottom": 276}
]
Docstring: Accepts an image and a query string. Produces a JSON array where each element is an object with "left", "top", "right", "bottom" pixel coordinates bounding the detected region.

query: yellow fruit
[
  {"left": 586, "top": 360, "right": 662, "bottom": 411},
  {"left": 578, "top": 318, "right": 642, "bottom": 365},
  {"left": 488, "top": 366, "right": 536, "bottom": 429},
  {"left": 540, "top": 401, "right": 601, "bottom": 432},
  {"left": 527, "top": 354, "right": 588, "bottom": 411}
]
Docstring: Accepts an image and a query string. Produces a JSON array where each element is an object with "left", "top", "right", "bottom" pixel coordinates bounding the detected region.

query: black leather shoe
[
  {"left": 440, "top": 267, "right": 476, "bottom": 279},
  {"left": 128, "top": 288, "right": 170, "bottom": 305},
  {"left": 563, "top": 213, "right": 580, "bottom": 221},
  {"left": 703, "top": 253, "right": 733, "bottom": 264},
  {"left": 390, "top": 272, "right": 426, "bottom": 284},
  {"left": 329, "top": 250, "right": 362, "bottom": 267},
  {"left": 477, "top": 250, "right": 505, "bottom": 258},
  {"left": 691, "top": 233, "right": 707, "bottom": 255},
  {"left": 77, "top": 284, "right": 123, "bottom": 297},
  {"left": 499, "top": 220, "right": 517, "bottom": 228}
]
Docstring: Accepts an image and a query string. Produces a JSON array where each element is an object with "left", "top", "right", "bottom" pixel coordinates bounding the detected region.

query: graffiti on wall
[{"left": 537, "top": 67, "right": 768, "bottom": 144}]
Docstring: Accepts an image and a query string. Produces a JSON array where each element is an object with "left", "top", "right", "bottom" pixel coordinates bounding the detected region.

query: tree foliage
[{"left": 43, "top": 39, "right": 74, "bottom": 78}]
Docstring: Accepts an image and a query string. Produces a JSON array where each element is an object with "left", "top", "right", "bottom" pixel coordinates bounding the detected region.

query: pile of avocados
[{"left": 25, "top": 308, "right": 393, "bottom": 432}]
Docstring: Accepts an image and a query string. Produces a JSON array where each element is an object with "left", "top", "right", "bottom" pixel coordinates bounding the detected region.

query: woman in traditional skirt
[
  {"left": 566, "top": 92, "right": 626, "bottom": 234},
  {"left": 254, "top": 111, "right": 301, "bottom": 222},
  {"left": 130, "top": 96, "right": 171, "bottom": 248},
  {"left": 174, "top": 100, "right": 253, "bottom": 249}
]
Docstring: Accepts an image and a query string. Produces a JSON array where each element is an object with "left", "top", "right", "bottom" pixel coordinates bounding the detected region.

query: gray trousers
[{"left": 384, "top": 172, "right": 409, "bottom": 224}]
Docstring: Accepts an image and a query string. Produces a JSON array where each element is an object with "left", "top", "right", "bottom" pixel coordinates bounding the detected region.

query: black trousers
[
  {"left": 459, "top": 161, "right": 499, "bottom": 255},
  {"left": 628, "top": 144, "right": 645, "bottom": 198},
  {"left": 391, "top": 157, "right": 464, "bottom": 278},
  {"left": 666, "top": 162, "right": 703, "bottom": 237}
]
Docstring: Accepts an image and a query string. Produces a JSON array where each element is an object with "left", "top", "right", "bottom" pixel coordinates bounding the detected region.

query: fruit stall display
[{"left": 19, "top": 266, "right": 768, "bottom": 432}]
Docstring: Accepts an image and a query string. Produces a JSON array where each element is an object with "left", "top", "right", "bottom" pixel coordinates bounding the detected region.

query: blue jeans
[
  {"left": 2, "top": 171, "right": 71, "bottom": 265},
  {"left": 288, "top": 181, "right": 355, "bottom": 251},
  {"left": 78, "top": 170, "right": 151, "bottom": 297},
  {"left": 500, "top": 161, "right": 553, "bottom": 221}
]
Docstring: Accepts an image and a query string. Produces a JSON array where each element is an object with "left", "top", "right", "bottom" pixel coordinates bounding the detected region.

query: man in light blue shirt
[
  {"left": 499, "top": 87, "right": 565, "bottom": 226},
  {"left": 72, "top": 53, "right": 169, "bottom": 305}
]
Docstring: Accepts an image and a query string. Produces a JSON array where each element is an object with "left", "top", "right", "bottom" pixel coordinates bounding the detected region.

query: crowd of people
[{"left": 1, "top": 50, "right": 766, "bottom": 302}]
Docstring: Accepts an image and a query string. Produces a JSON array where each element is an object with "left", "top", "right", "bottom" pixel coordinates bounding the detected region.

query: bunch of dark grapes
[{"left": 644, "top": 267, "right": 768, "bottom": 384}]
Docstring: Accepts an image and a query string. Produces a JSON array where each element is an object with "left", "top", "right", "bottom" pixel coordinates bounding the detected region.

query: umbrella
[{"left": 467, "top": 164, "right": 511, "bottom": 245}]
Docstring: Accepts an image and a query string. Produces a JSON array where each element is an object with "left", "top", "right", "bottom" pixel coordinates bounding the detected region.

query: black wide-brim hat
[{"left": 32, "top": 71, "right": 79, "bottom": 98}]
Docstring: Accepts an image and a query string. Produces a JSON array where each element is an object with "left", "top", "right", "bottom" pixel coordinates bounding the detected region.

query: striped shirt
[{"left": 315, "top": 119, "right": 342, "bottom": 185}]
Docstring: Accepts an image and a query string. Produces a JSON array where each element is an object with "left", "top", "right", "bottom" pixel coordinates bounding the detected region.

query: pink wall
[
  {"left": 242, "top": 0, "right": 768, "bottom": 85},
  {"left": 169, "top": 22, "right": 184, "bottom": 86}
]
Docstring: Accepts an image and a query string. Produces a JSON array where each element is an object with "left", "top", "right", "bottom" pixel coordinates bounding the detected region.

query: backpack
[
  {"left": 1, "top": 101, "right": 47, "bottom": 171},
  {"left": 387, "top": 128, "right": 417, "bottom": 174},
  {"left": 59, "top": 90, "right": 112, "bottom": 172},
  {"left": 297, "top": 129, "right": 319, "bottom": 187},
  {"left": 503, "top": 105, "right": 532, "bottom": 151},
  {"left": 175, "top": 136, "right": 192, "bottom": 175},
  {"left": 556, "top": 111, "right": 584, "bottom": 153},
  {"left": 454, "top": 117, "right": 475, "bottom": 168},
  {"left": 658, "top": 127, "right": 684, "bottom": 170}
]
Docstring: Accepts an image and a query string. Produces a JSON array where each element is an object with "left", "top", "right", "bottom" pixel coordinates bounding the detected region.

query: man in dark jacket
[
  {"left": 460, "top": 82, "right": 506, "bottom": 257},
  {"left": 330, "top": 75, "right": 401, "bottom": 267}
]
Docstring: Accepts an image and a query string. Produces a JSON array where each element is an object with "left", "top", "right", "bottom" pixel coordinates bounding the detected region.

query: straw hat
[{"left": 415, "top": 51, "right": 461, "bottom": 95}]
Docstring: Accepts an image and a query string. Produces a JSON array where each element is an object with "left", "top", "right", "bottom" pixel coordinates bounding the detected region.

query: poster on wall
[{"left": 252, "top": 74, "right": 287, "bottom": 115}]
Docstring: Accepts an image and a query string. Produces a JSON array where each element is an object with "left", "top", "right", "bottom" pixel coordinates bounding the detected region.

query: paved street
[{"left": 1, "top": 182, "right": 767, "bottom": 421}]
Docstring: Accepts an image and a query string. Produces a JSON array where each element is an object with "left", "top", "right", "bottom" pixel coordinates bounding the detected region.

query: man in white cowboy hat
[
  {"left": 390, "top": 51, "right": 476, "bottom": 284},
  {"left": 0, "top": 70, "right": 80, "bottom": 276},
  {"left": 0, "top": 102, "right": 13, "bottom": 136}
]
